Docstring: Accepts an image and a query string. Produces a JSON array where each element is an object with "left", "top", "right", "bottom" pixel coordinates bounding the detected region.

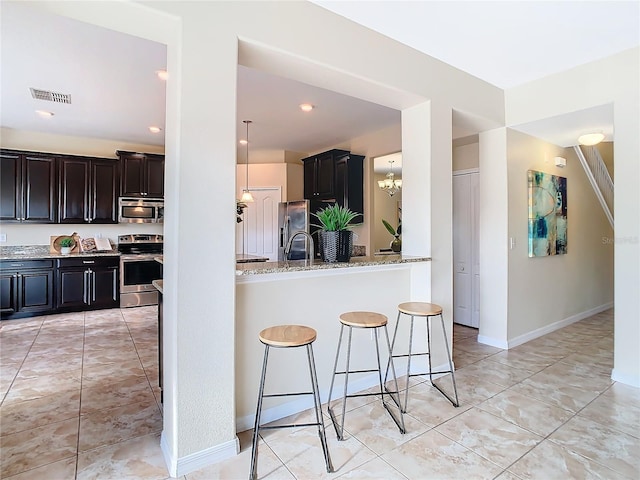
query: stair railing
[{"left": 573, "top": 145, "right": 614, "bottom": 228}]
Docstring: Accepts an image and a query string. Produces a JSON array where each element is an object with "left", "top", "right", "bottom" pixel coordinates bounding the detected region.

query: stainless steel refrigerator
[{"left": 278, "top": 200, "right": 311, "bottom": 261}]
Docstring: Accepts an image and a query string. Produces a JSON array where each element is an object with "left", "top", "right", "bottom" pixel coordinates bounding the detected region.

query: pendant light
[
  {"left": 241, "top": 120, "right": 254, "bottom": 203},
  {"left": 378, "top": 159, "right": 402, "bottom": 197}
]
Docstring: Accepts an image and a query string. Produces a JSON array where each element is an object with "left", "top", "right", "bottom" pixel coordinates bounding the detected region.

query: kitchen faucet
[{"left": 284, "top": 230, "right": 315, "bottom": 264}]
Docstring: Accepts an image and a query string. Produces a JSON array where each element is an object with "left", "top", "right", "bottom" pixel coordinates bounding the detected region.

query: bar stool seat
[
  {"left": 386, "top": 302, "right": 459, "bottom": 411},
  {"left": 327, "top": 311, "right": 405, "bottom": 441},
  {"left": 250, "top": 325, "right": 332, "bottom": 480}
]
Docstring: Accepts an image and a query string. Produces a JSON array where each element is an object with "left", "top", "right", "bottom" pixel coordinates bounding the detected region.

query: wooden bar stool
[
  {"left": 250, "top": 325, "right": 332, "bottom": 480},
  {"left": 386, "top": 302, "right": 459, "bottom": 410},
  {"left": 327, "top": 311, "right": 405, "bottom": 441}
]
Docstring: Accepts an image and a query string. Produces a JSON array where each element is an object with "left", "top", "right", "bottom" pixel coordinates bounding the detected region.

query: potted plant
[
  {"left": 382, "top": 219, "right": 402, "bottom": 253},
  {"left": 58, "top": 236, "right": 75, "bottom": 255},
  {"left": 313, "top": 204, "right": 360, "bottom": 262}
]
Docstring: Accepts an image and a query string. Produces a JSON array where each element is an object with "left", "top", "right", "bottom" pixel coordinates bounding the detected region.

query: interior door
[
  {"left": 453, "top": 171, "right": 480, "bottom": 328},
  {"left": 238, "top": 188, "right": 281, "bottom": 261}
]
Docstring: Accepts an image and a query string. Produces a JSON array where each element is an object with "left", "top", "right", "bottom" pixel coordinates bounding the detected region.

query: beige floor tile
[
  {"left": 82, "top": 358, "right": 147, "bottom": 387},
  {"left": 382, "top": 429, "right": 503, "bottom": 480},
  {"left": 435, "top": 408, "right": 542, "bottom": 469},
  {"left": 0, "top": 362, "right": 20, "bottom": 393},
  {"left": 76, "top": 432, "right": 169, "bottom": 480},
  {"left": 265, "top": 424, "right": 376, "bottom": 479},
  {"left": 2, "top": 456, "right": 76, "bottom": 480},
  {"left": 485, "top": 349, "right": 554, "bottom": 373},
  {"left": 3, "top": 370, "right": 81, "bottom": 405},
  {"left": 18, "top": 353, "right": 83, "bottom": 376},
  {"left": 78, "top": 398, "right": 162, "bottom": 451},
  {"left": 331, "top": 400, "right": 428, "bottom": 455},
  {"left": 334, "top": 456, "right": 407, "bottom": 479},
  {"left": 80, "top": 376, "right": 156, "bottom": 415},
  {"left": 477, "top": 389, "right": 573, "bottom": 437},
  {"left": 453, "top": 350, "right": 488, "bottom": 369},
  {"left": 578, "top": 383, "right": 640, "bottom": 438},
  {"left": 548, "top": 414, "right": 640, "bottom": 478},
  {"left": 400, "top": 381, "right": 472, "bottom": 427},
  {"left": 438, "top": 369, "right": 505, "bottom": 406},
  {"left": 494, "top": 471, "right": 523, "bottom": 480},
  {"left": 508, "top": 439, "right": 629, "bottom": 480},
  {"left": 510, "top": 376, "right": 602, "bottom": 413},
  {"left": 457, "top": 357, "right": 534, "bottom": 388},
  {"left": 0, "top": 390, "right": 80, "bottom": 436},
  {"left": 0, "top": 418, "right": 78, "bottom": 478},
  {"left": 454, "top": 338, "right": 503, "bottom": 357}
]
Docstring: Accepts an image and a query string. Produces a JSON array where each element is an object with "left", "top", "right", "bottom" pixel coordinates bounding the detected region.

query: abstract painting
[{"left": 528, "top": 170, "right": 567, "bottom": 257}]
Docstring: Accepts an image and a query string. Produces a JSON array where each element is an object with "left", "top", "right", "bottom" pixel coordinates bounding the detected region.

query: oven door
[{"left": 120, "top": 254, "right": 163, "bottom": 294}]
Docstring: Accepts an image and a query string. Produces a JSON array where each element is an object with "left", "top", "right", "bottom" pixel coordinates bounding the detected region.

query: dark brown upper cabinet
[
  {"left": 117, "top": 150, "right": 165, "bottom": 198},
  {"left": 58, "top": 156, "right": 118, "bottom": 224},
  {"left": 0, "top": 150, "right": 57, "bottom": 223}
]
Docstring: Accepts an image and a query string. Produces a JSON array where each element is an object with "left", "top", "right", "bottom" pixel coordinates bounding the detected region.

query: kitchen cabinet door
[
  {"left": 59, "top": 156, "right": 118, "bottom": 224},
  {"left": 91, "top": 159, "right": 118, "bottom": 223},
  {"left": 0, "top": 151, "right": 56, "bottom": 223},
  {"left": 118, "top": 151, "right": 164, "bottom": 198},
  {"left": 90, "top": 265, "right": 119, "bottom": 308},
  {"left": 57, "top": 268, "right": 87, "bottom": 309},
  {"left": 57, "top": 257, "right": 119, "bottom": 311},
  {"left": 335, "top": 154, "right": 364, "bottom": 221},
  {"left": 0, "top": 260, "right": 55, "bottom": 318},
  {"left": 58, "top": 157, "right": 90, "bottom": 223}
]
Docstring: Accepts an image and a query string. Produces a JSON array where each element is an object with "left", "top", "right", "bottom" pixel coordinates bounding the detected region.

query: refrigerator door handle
[{"left": 283, "top": 216, "right": 290, "bottom": 250}]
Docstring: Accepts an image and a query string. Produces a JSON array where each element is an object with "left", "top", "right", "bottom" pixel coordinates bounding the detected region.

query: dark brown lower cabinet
[
  {"left": 56, "top": 257, "right": 119, "bottom": 311},
  {"left": 0, "top": 260, "right": 55, "bottom": 318}
]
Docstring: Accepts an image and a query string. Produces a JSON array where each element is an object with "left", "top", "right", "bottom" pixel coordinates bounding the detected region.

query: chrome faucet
[{"left": 284, "top": 230, "right": 315, "bottom": 264}]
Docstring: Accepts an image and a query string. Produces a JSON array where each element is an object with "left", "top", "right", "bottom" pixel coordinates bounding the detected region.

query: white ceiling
[{"left": 1, "top": 1, "right": 638, "bottom": 156}]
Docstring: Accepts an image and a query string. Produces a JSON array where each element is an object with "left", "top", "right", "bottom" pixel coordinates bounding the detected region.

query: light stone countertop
[
  {"left": 235, "top": 254, "right": 430, "bottom": 276},
  {"left": 152, "top": 279, "right": 163, "bottom": 294},
  {"left": 0, "top": 245, "right": 120, "bottom": 261}
]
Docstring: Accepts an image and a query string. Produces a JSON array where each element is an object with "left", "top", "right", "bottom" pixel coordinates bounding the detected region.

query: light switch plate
[{"left": 0, "top": 233, "right": 6, "bottom": 242}]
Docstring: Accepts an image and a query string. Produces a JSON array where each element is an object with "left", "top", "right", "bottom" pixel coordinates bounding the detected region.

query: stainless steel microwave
[{"left": 118, "top": 197, "right": 164, "bottom": 223}]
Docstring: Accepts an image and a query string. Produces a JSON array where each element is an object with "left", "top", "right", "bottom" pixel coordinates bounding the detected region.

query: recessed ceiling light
[
  {"left": 156, "top": 69, "right": 168, "bottom": 81},
  {"left": 35, "top": 110, "right": 54, "bottom": 117},
  {"left": 299, "top": 103, "right": 314, "bottom": 112},
  {"left": 148, "top": 126, "right": 162, "bottom": 133},
  {"left": 578, "top": 132, "right": 605, "bottom": 146}
]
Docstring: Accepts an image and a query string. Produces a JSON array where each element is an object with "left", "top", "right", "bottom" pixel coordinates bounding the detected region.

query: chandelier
[
  {"left": 378, "top": 160, "right": 402, "bottom": 197},
  {"left": 240, "top": 120, "right": 254, "bottom": 203}
]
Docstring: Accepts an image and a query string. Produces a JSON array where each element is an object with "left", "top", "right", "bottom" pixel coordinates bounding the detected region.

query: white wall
[
  {"left": 453, "top": 142, "right": 479, "bottom": 172},
  {"left": 506, "top": 129, "right": 614, "bottom": 341},
  {"left": 0, "top": 128, "right": 164, "bottom": 245}
]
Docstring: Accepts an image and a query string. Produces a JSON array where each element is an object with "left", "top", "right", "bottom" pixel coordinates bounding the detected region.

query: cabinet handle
[
  {"left": 91, "top": 270, "right": 96, "bottom": 302},
  {"left": 83, "top": 261, "right": 95, "bottom": 264},
  {"left": 10, "top": 263, "right": 24, "bottom": 267},
  {"left": 112, "top": 269, "right": 117, "bottom": 301},
  {"left": 83, "top": 271, "right": 88, "bottom": 304}
]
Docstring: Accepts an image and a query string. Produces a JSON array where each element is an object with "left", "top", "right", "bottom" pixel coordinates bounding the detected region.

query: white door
[
  {"left": 453, "top": 171, "right": 480, "bottom": 328},
  {"left": 237, "top": 188, "right": 281, "bottom": 261}
]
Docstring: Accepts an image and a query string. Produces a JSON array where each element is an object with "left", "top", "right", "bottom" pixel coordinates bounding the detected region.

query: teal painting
[{"left": 528, "top": 170, "right": 567, "bottom": 257}]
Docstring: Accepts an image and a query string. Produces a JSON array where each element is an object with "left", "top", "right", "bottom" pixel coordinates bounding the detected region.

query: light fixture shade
[
  {"left": 241, "top": 190, "right": 254, "bottom": 203},
  {"left": 578, "top": 132, "right": 605, "bottom": 146},
  {"left": 378, "top": 159, "right": 402, "bottom": 197}
]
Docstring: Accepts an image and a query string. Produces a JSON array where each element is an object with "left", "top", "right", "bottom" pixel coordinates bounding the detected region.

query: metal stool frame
[
  {"left": 250, "top": 340, "right": 332, "bottom": 480},
  {"left": 327, "top": 321, "right": 405, "bottom": 441},
  {"left": 385, "top": 308, "right": 459, "bottom": 410}
]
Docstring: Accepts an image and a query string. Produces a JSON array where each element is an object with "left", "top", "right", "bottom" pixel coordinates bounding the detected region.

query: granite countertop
[
  {"left": 0, "top": 245, "right": 120, "bottom": 261},
  {"left": 152, "top": 279, "right": 163, "bottom": 294},
  {"left": 236, "top": 254, "right": 430, "bottom": 276}
]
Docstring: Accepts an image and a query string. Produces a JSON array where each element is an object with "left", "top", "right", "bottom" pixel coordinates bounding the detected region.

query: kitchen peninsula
[{"left": 235, "top": 254, "right": 432, "bottom": 431}]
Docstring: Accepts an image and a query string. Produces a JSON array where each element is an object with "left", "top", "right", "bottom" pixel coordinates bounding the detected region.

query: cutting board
[{"left": 49, "top": 233, "right": 81, "bottom": 254}]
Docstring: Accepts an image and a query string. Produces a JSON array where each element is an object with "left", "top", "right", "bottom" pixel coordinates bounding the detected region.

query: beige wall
[
  {"left": 506, "top": 129, "right": 614, "bottom": 340},
  {"left": 453, "top": 142, "right": 479, "bottom": 171}
]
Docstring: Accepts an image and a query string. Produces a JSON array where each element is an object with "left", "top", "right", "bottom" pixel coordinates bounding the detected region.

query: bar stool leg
[
  {"left": 327, "top": 324, "right": 350, "bottom": 440},
  {"left": 306, "top": 344, "right": 333, "bottom": 473},
  {"left": 380, "top": 325, "right": 406, "bottom": 433},
  {"left": 438, "top": 313, "right": 459, "bottom": 407},
  {"left": 250, "top": 345, "right": 270, "bottom": 480}
]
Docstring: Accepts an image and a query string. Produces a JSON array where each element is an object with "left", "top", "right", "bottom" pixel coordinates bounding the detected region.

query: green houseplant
[
  {"left": 58, "top": 236, "right": 75, "bottom": 255},
  {"left": 313, "top": 204, "right": 360, "bottom": 262},
  {"left": 382, "top": 219, "right": 402, "bottom": 252}
]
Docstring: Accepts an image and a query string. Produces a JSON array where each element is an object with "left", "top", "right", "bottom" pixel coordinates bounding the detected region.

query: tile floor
[{"left": 1, "top": 308, "right": 638, "bottom": 479}]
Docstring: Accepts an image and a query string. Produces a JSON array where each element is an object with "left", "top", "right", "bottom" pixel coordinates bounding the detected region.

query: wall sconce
[{"left": 554, "top": 156, "right": 566, "bottom": 168}]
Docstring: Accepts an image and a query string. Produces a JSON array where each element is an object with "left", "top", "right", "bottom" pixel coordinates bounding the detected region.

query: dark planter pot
[{"left": 319, "top": 230, "right": 353, "bottom": 263}]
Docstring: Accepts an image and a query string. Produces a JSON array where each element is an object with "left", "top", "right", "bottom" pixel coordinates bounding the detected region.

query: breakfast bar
[{"left": 235, "top": 254, "right": 433, "bottom": 431}]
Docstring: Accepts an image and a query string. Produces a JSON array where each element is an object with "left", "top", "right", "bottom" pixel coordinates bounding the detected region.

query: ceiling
[{"left": 1, "top": 2, "right": 638, "bottom": 157}]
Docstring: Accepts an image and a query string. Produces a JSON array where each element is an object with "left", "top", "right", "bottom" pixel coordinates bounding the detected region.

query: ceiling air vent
[{"left": 29, "top": 88, "right": 72, "bottom": 104}]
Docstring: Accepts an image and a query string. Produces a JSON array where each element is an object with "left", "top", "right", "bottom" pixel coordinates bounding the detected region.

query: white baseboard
[
  {"left": 477, "top": 302, "right": 613, "bottom": 350},
  {"left": 611, "top": 368, "right": 640, "bottom": 388},
  {"left": 161, "top": 430, "right": 239, "bottom": 478}
]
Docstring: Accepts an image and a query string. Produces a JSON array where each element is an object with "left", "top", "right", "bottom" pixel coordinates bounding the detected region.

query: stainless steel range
[{"left": 117, "top": 234, "right": 163, "bottom": 307}]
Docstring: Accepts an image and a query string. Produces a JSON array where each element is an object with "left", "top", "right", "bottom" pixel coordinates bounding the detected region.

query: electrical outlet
[{"left": 0, "top": 233, "right": 6, "bottom": 242}]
